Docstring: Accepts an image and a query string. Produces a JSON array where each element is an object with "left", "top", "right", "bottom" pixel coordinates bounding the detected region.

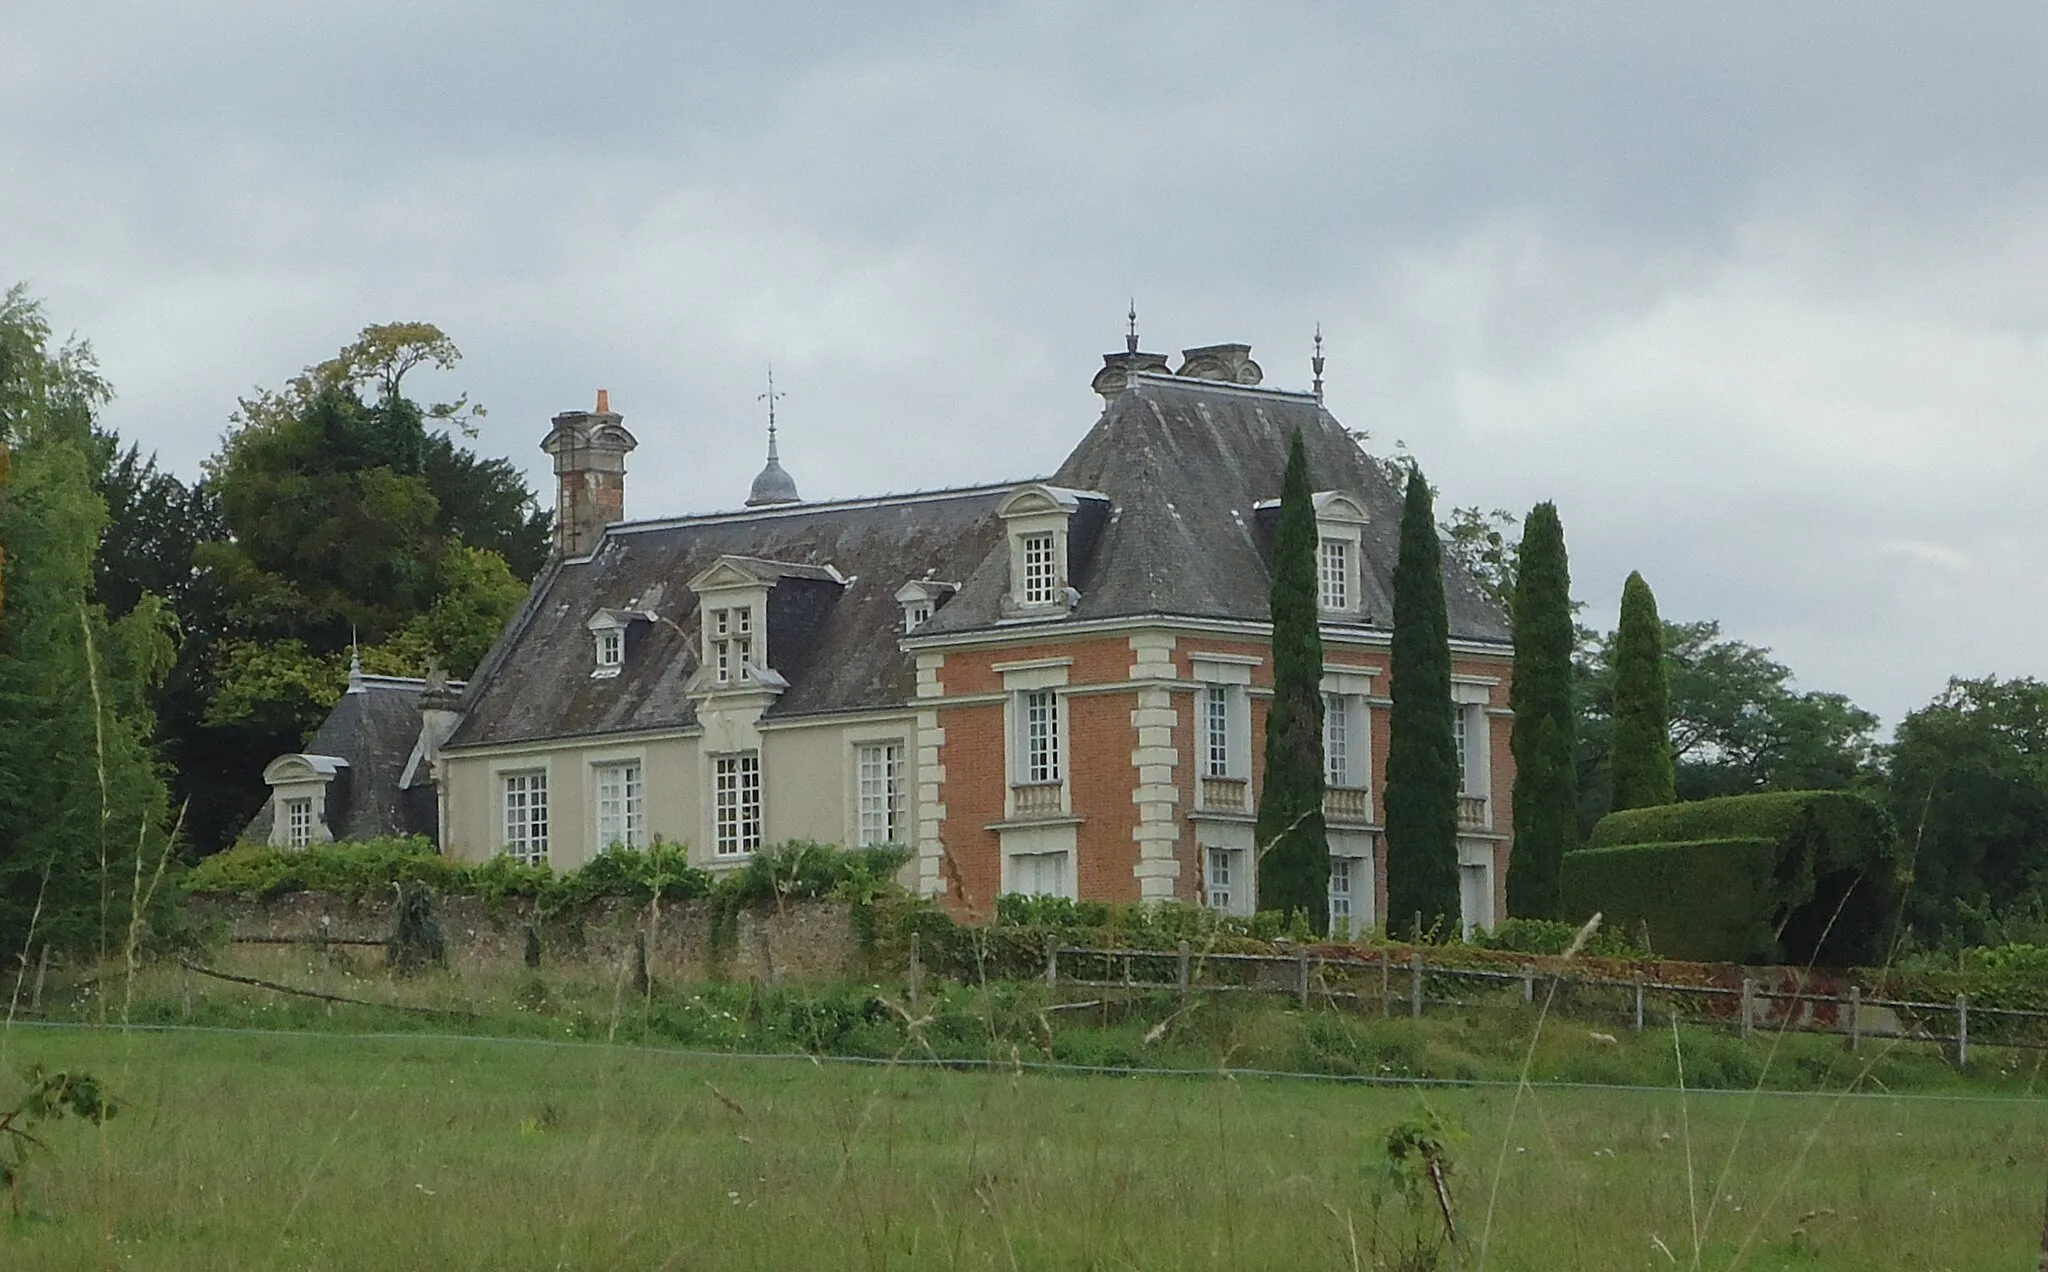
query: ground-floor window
[
  {"left": 1005, "top": 850, "right": 1071, "bottom": 899},
  {"left": 714, "top": 753, "right": 762, "bottom": 857},
  {"left": 1329, "top": 856, "right": 1358, "bottom": 938},
  {"left": 594, "top": 761, "right": 643, "bottom": 851},
  {"left": 503, "top": 771, "right": 549, "bottom": 866},
  {"left": 856, "top": 742, "right": 905, "bottom": 846},
  {"left": 1204, "top": 846, "right": 1248, "bottom": 915}
]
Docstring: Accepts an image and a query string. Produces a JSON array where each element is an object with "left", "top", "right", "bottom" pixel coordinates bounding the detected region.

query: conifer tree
[
  {"left": 1255, "top": 430, "right": 1330, "bottom": 933},
  {"left": 1610, "top": 570, "right": 1676, "bottom": 810},
  {"left": 1384, "top": 466, "right": 1460, "bottom": 938},
  {"left": 1505, "top": 502, "right": 1576, "bottom": 919}
]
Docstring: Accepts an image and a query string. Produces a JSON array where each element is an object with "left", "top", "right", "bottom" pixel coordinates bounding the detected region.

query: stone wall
[{"left": 185, "top": 891, "right": 863, "bottom": 984}]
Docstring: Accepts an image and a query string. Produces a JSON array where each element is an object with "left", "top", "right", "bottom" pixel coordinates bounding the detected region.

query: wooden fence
[{"left": 1037, "top": 944, "right": 2048, "bottom": 1067}]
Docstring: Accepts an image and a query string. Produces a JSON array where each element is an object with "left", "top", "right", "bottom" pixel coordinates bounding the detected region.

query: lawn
[{"left": 0, "top": 1022, "right": 2042, "bottom": 1271}]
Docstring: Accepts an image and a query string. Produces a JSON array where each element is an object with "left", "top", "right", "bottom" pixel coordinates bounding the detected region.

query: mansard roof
[
  {"left": 242, "top": 675, "right": 447, "bottom": 844},
  {"left": 913, "top": 374, "right": 1512, "bottom": 644},
  {"left": 448, "top": 367, "right": 1509, "bottom": 751},
  {"left": 446, "top": 485, "right": 1015, "bottom": 748}
]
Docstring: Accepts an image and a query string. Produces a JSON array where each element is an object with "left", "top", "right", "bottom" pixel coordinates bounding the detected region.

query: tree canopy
[{"left": 1608, "top": 572, "right": 1676, "bottom": 811}]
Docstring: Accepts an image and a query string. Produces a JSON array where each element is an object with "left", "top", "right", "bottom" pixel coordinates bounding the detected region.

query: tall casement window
[
  {"left": 709, "top": 606, "right": 753, "bottom": 684},
  {"left": 1206, "top": 846, "right": 1249, "bottom": 914},
  {"left": 1205, "top": 686, "right": 1233, "bottom": 777},
  {"left": 284, "top": 797, "right": 313, "bottom": 849},
  {"left": 714, "top": 753, "right": 762, "bottom": 856},
  {"left": 856, "top": 742, "right": 905, "bottom": 846},
  {"left": 1329, "top": 856, "right": 1355, "bottom": 936},
  {"left": 1319, "top": 538, "right": 1350, "bottom": 611},
  {"left": 1453, "top": 706, "right": 1469, "bottom": 790},
  {"left": 1021, "top": 689, "right": 1061, "bottom": 784},
  {"left": 594, "top": 762, "right": 643, "bottom": 851},
  {"left": 503, "top": 771, "right": 549, "bottom": 866},
  {"left": 1021, "top": 533, "right": 1058, "bottom": 605},
  {"left": 1324, "top": 692, "right": 1350, "bottom": 788}
]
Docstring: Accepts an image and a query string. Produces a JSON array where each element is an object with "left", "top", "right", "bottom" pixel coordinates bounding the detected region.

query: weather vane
[
  {"left": 1126, "top": 300, "right": 1140, "bottom": 355},
  {"left": 758, "top": 367, "right": 785, "bottom": 457}
]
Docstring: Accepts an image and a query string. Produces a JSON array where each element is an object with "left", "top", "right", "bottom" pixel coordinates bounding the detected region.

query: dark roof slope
[
  {"left": 447, "top": 486, "right": 1014, "bottom": 748},
  {"left": 917, "top": 374, "right": 1511, "bottom": 642},
  {"left": 241, "top": 677, "right": 441, "bottom": 843}
]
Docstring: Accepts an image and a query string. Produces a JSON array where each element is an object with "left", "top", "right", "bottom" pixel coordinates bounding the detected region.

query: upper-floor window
[
  {"left": 594, "top": 761, "right": 643, "bottom": 851},
  {"left": 1021, "top": 689, "right": 1060, "bottom": 784},
  {"left": 1021, "top": 533, "right": 1058, "bottom": 605},
  {"left": 503, "top": 771, "right": 549, "bottom": 866},
  {"left": 1319, "top": 538, "right": 1350, "bottom": 611},
  {"left": 856, "top": 742, "right": 905, "bottom": 846},
  {"left": 905, "top": 602, "right": 932, "bottom": 632},
  {"left": 713, "top": 752, "right": 762, "bottom": 856},
  {"left": 597, "top": 628, "right": 622, "bottom": 669},
  {"left": 284, "top": 797, "right": 313, "bottom": 849},
  {"left": 1205, "top": 686, "right": 1232, "bottom": 778},
  {"left": 709, "top": 606, "right": 753, "bottom": 685},
  {"left": 1453, "top": 705, "right": 1469, "bottom": 789},
  {"left": 1324, "top": 692, "right": 1351, "bottom": 788}
]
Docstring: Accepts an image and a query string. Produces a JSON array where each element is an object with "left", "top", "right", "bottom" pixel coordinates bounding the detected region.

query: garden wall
[{"left": 185, "top": 891, "right": 861, "bottom": 984}]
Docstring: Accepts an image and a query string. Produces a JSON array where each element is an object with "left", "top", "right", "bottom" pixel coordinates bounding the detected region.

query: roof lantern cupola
[{"left": 746, "top": 368, "right": 801, "bottom": 507}]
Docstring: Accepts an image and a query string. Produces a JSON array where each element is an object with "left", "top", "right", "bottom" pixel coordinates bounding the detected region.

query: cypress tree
[
  {"left": 1505, "top": 502, "right": 1576, "bottom": 919},
  {"left": 1255, "top": 430, "right": 1330, "bottom": 933},
  {"left": 1383, "top": 466, "right": 1460, "bottom": 939},
  {"left": 1610, "top": 570, "right": 1676, "bottom": 810}
]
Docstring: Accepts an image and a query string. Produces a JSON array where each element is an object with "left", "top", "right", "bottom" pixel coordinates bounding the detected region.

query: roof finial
[
  {"left": 1311, "top": 323, "right": 1326, "bottom": 403},
  {"left": 758, "top": 366, "right": 785, "bottom": 462},
  {"left": 347, "top": 629, "right": 365, "bottom": 695},
  {"left": 1126, "top": 300, "right": 1140, "bottom": 355}
]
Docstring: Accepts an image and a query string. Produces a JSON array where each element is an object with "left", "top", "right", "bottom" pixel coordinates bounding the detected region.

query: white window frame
[
  {"left": 1205, "top": 845, "right": 1251, "bottom": 916},
  {"left": 855, "top": 741, "right": 906, "bottom": 846},
  {"left": 1021, "top": 689, "right": 1060, "bottom": 784},
  {"left": 1204, "top": 685, "right": 1232, "bottom": 778},
  {"left": 1319, "top": 538, "right": 1350, "bottom": 612},
  {"left": 1329, "top": 855, "right": 1357, "bottom": 937},
  {"left": 708, "top": 606, "right": 755, "bottom": 686},
  {"left": 713, "top": 752, "right": 762, "bottom": 857},
  {"left": 596, "top": 628, "right": 622, "bottom": 670},
  {"left": 502, "top": 770, "right": 549, "bottom": 866},
  {"left": 284, "top": 796, "right": 313, "bottom": 849},
  {"left": 905, "top": 601, "right": 932, "bottom": 632},
  {"left": 1003, "top": 849, "right": 1073, "bottom": 899},
  {"left": 593, "top": 761, "right": 644, "bottom": 852},
  {"left": 1021, "top": 532, "right": 1058, "bottom": 605}
]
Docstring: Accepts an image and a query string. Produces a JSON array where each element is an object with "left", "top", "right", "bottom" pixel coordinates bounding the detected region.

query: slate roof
[
  {"left": 241, "top": 676, "right": 446, "bottom": 844},
  {"left": 447, "top": 486, "right": 1017, "bottom": 747},
  {"left": 447, "top": 368, "right": 1509, "bottom": 751},
  {"left": 915, "top": 373, "right": 1511, "bottom": 642}
]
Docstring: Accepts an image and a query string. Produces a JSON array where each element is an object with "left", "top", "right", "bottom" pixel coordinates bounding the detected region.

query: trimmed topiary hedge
[{"left": 1562, "top": 791, "right": 1907, "bottom": 966}]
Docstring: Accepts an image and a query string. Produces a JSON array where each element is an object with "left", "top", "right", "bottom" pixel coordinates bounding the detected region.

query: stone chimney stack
[{"left": 542, "top": 390, "right": 639, "bottom": 558}]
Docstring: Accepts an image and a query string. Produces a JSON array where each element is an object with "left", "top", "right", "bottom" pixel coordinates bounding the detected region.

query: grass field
[{"left": 1, "top": 1019, "right": 2044, "bottom": 1271}]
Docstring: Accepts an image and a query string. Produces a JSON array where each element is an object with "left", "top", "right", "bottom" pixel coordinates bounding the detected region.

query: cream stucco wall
[{"left": 439, "top": 712, "right": 922, "bottom": 871}]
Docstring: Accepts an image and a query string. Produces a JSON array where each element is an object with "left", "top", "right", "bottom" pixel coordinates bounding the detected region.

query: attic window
[
  {"left": 710, "top": 606, "right": 753, "bottom": 685},
  {"left": 996, "top": 483, "right": 1098, "bottom": 618},
  {"left": 1021, "top": 535, "right": 1058, "bottom": 604},
  {"left": 906, "top": 601, "right": 932, "bottom": 632},
  {"left": 596, "top": 629, "right": 623, "bottom": 673},
  {"left": 895, "top": 579, "right": 956, "bottom": 635},
  {"left": 1319, "top": 539, "right": 1350, "bottom": 611},
  {"left": 1309, "top": 491, "right": 1368, "bottom": 619}
]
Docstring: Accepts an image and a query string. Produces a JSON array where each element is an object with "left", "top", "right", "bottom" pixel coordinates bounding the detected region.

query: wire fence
[{"left": 1036, "top": 944, "right": 2048, "bottom": 1067}]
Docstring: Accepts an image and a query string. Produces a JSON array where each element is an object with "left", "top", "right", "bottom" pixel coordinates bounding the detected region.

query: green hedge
[{"left": 1566, "top": 791, "right": 1907, "bottom": 965}]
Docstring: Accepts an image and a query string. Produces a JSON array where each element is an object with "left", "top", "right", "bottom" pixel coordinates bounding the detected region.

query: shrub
[
  {"left": 1468, "top": 916, "right": 1647, "bottom": 959},
  {"left": 1566, "top": 790, "right": 1907, "bottom": 965}
]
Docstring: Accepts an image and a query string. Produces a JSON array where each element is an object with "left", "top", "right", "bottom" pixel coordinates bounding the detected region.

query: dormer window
[
  {"left": 1310, "top": 491, "right": 1369, "bottom": 619},
  {"left": 587, "top": 608, "right": 643, "bottom": 679},
  {"left": 710, "top": 606, "right": 753, "bottom": 684},
  {"left": 996, "top": 483, "right": 1103, "bottom": 619},
  {"left": 894, "top": 579, "right": 957, "bottom": 635}
]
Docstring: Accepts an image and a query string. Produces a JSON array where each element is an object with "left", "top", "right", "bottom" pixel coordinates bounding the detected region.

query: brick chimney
[{"left": 542, "top": 390, "right": 638, "bottom": 558}]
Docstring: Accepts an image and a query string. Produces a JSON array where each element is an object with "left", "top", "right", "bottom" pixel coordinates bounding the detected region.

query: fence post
[
  {"left": 1380, "top": 957, "right": 1390, "bottom": 1017},
  {"left": 1848, "top": 985, "right": 1862, "bottom": 1053},
  {"left": 1956, "top": 993, "right": 1969, "bottom": 1069},
  {"left": 908, "top": 930, "right": 923, "bottom": 1012},
  {"left": 181, "top": 961, "right": 193, "bottom": 1021},
  {"left": 1045, "top": 943, "right": 1058, "bottom": 989},
  {"left": 1521, "top": 964, "right": 1534, "bottom": 1004},
  {"left": 1740, "top": 978, "right": 1755, "bottom": 1040},
  {"left": 1298, "top": 948, "right": 1312, "bottom": 1010},
  {"left": 31, "top": 945, "right": 48, "bottom": 1013},
  {"left": 1177, "top": 941, "right": 1191, "bottom": 998},
  {"left": 1410, "top": 952, "right": 1424, "bottom": 1020},
  {"left": 1633, "top": 974, "right": 1645, "bottom": 1034}
]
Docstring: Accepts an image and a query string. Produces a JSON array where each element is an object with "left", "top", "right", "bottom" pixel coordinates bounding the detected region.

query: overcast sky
[{"left": 6, "top": 2, "right": 2045, "bottom": 730}]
